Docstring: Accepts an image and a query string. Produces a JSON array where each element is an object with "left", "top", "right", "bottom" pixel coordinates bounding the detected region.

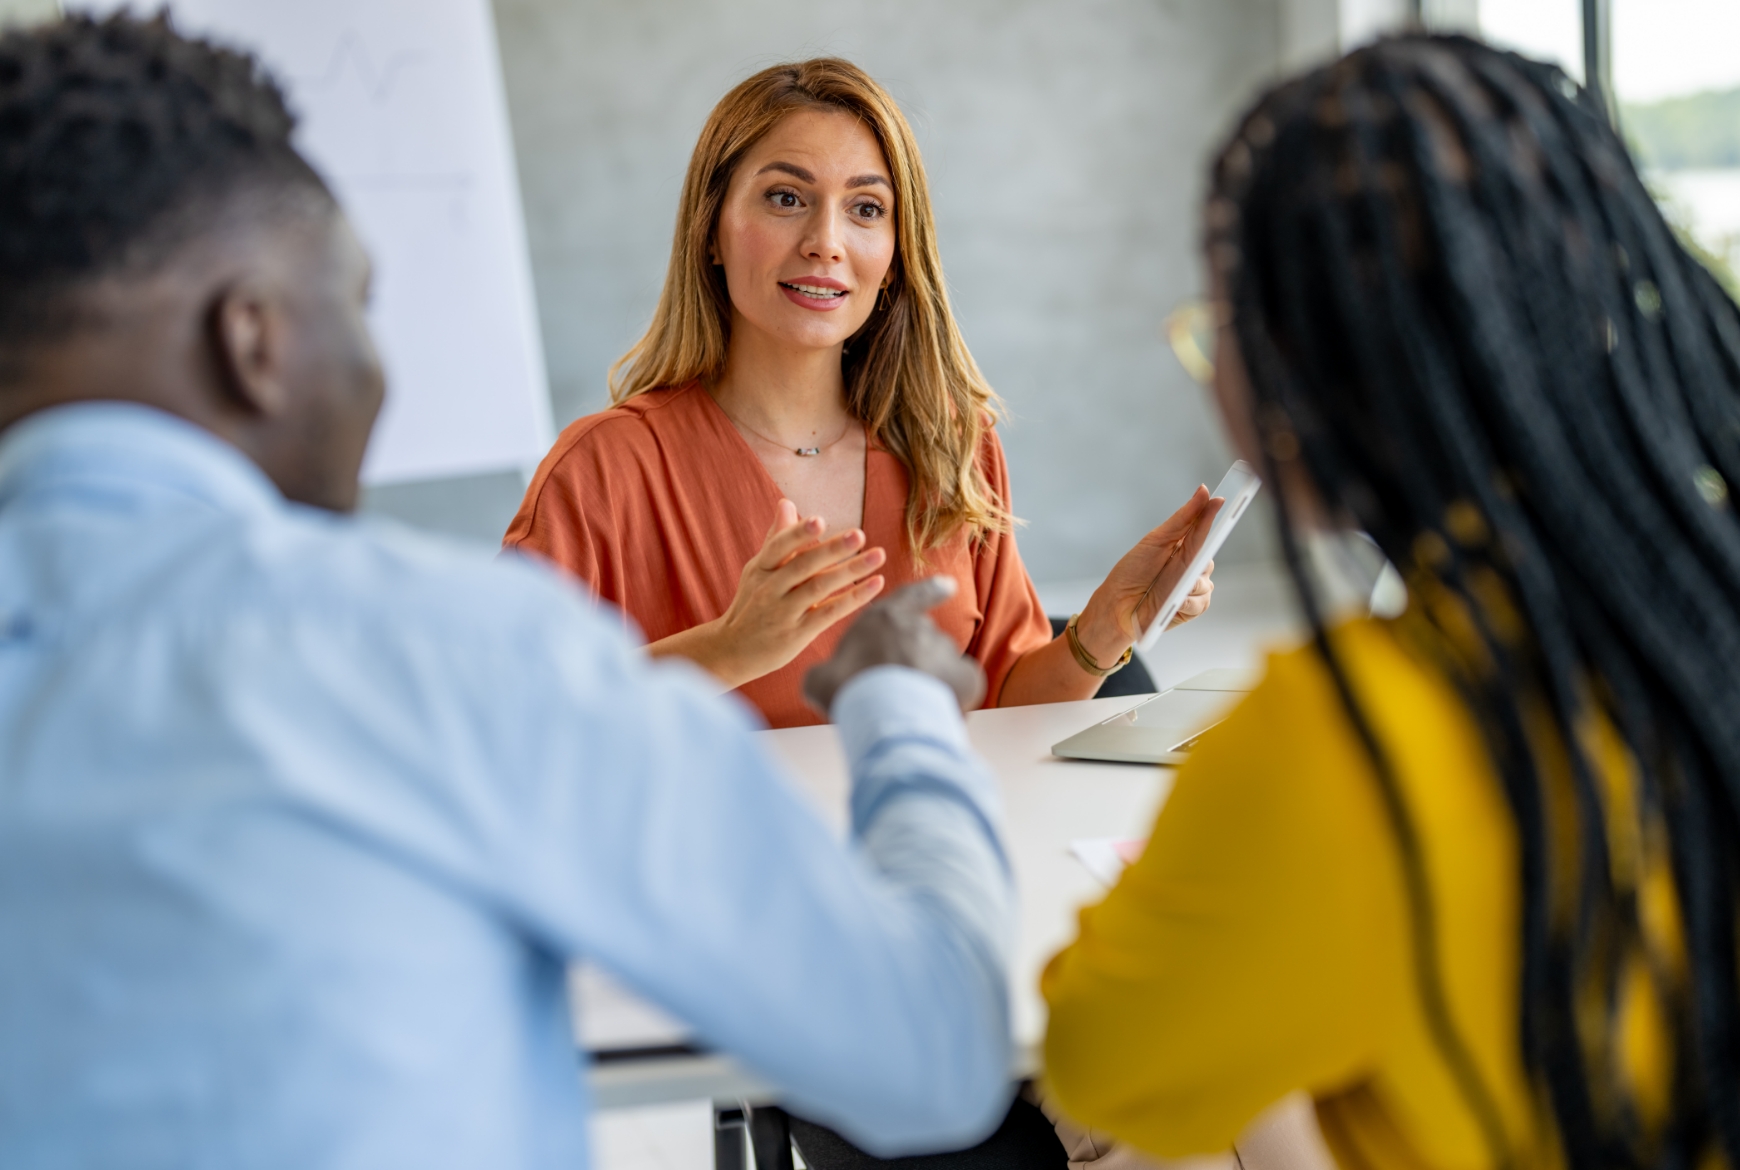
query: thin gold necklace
[{"left": 725, "top": 409, "right": 856, "bottom": 457}]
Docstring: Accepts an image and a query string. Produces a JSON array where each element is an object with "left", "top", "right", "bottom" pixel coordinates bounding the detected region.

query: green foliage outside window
[
  {"left": 1623, "top": 88, "right": 1740, "bottom": 300},
  {"left": 1623, "top": 88, "right": 1740, "bottom": 170}
]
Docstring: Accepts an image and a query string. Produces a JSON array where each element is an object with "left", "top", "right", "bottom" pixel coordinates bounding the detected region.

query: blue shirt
[{"left": 0, "top": 404, "right": 1015, "bottom": 1169}]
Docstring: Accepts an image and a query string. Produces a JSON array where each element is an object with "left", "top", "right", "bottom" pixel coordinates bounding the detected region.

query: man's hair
[{"left": 0, "top": 12, "right": 332, "bottom": 352}]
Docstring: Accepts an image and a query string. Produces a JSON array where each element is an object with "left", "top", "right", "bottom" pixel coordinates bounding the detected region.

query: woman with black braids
[{"left": 1042, "top": 33, "right": 1740, "bottom": 1170}]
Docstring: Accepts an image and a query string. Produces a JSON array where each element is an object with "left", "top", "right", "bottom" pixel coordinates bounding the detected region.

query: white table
[{"left": 581, "top": 693, "right": 1178, "bottom": 1111}]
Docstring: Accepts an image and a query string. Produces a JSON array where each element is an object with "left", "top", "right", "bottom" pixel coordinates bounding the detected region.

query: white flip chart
[{"left": 75, "top": 0, "right": 552, "bottom": 485}]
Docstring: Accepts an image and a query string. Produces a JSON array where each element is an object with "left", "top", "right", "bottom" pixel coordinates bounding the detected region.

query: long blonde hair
[{"left": 609, "top": 58, "right": 1009, "bottom": 552}]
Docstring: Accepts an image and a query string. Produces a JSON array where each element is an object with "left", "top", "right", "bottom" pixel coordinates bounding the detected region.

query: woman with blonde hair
[{"left": 504, "top": 58, "right": 1218, "bottom": 730}]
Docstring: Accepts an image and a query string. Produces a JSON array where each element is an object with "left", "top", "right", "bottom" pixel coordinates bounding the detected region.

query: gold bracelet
[{"left": 1065, "top": 612, "right": 1133, "bottom": 678}]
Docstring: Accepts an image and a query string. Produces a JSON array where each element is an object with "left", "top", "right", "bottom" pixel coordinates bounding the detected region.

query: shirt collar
[{"left": 0, "top": 401, "right": 286, "bottom": 518}]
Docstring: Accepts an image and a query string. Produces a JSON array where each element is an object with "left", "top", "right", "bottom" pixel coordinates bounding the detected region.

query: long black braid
[{"left": 1211, "top": 35, "right": 1740, "bottom": 1168}]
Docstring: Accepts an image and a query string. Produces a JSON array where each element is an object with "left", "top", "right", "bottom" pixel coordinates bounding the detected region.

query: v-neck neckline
[{"left": 692, "top": 383, "right": 875, "bottom": 536}]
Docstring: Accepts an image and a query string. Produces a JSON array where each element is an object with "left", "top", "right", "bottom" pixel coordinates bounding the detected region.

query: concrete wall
[
  {"left": 0, "top": 0, "right": 58, "bottom": 24},
  {"left": 1279, "top": 0, "right": 1344, "bottom": 71},
  {"left": 371, "top": 0, "right": 1290, "bottom": 586}
]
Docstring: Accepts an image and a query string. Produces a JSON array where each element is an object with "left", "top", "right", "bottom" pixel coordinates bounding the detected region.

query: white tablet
[{"left": 1135, "top": 461, "right": 1262, "bottom": 651}]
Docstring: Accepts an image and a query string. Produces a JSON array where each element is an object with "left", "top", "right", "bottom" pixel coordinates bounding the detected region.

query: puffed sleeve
[
  {"left": 1039, "top": 638, "right": 1410, "bottom": 1156},
  {"left": 503, "top": 418, "right": 614, "bottom": 599},
  {"left": 966, "top": 431, "right": 1055, "bottom": 706}
]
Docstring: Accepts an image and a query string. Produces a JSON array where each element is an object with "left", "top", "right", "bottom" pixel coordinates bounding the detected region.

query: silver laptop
[{"left": 1051, "top": 668, "right": 1259, "bottom": 765}]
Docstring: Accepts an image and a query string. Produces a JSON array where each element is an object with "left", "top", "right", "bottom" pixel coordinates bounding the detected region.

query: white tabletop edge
[{"left": 580, "top": 693, "right": 1176, "bottom": 1111}]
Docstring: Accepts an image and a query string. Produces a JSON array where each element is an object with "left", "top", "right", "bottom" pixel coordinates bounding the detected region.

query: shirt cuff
[
  {"left": 832, "top": 668, "right": 1006, "bottom": 869},
  {"left": 832, "top": 666, "right": 969, "bottom": 767}
]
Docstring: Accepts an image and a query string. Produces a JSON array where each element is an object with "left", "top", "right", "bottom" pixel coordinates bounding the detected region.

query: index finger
[
  {"left": 756, "top": 514, "right": 828, "bottom": 570},
  {"left": 1143, "top": 485, "right": 1213, "bottom": 548},
  {"left": 1174, "top": 497, "right": 1226, "bottom": 563},
  {"left": 881, "top": 575, "right": 958, "bottom": 616}
]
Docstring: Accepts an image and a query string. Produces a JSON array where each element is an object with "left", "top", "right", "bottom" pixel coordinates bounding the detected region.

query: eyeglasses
[{"left": 1164, "top": 299, "right": 1216, "bottom": 385}]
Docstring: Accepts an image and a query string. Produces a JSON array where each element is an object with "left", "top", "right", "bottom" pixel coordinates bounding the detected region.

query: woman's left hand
[{"left": 1073, "top": 486, "right": 1223, "bottom": 669}]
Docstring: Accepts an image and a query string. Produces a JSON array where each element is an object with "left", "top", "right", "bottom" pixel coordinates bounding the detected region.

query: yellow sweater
[{"left": 1042, "top": 617, "right": 1570, "bottom": 1169}]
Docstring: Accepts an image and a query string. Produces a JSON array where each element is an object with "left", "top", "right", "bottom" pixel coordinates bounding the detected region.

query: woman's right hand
[{"left": 651, "top": 499, "right": 887, "bottom": 689}]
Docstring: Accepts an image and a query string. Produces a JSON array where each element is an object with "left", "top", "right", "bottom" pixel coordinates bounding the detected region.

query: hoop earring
[{"left": 879, "top": 285, "right": 892, "bottom": 311}]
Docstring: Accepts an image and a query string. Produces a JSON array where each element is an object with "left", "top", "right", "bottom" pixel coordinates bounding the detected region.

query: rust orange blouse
[{"left": 503, "top": 383, "right": 1053, "bottom": 729}]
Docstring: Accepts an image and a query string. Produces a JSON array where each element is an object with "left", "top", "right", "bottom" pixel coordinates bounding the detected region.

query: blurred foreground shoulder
[
  {"left": 1040, "top": 620, "right": 1415, "bottom": 1155},
  {"left": 247, "top": 503, "right": 612, "bottom": 660}
]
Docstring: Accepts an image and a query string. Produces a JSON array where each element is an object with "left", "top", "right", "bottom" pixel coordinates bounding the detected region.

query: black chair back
[{"left": 1047, "top": 617, "right": 1156, "bottom": 698}]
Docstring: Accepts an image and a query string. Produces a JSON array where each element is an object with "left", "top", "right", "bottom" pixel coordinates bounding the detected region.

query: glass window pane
[
  {"left": 1614, "top": 0, "right": 1740, "bottom": 295},
  {"left": 1476, "top": 0, "right": 1584, "bottom": 83}
]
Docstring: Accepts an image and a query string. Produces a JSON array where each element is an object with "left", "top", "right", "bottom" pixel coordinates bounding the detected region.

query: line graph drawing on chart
[
  {"left": 66, "top": 0, "right": 553, "bottom": 484},
  {"left": 293, "top": 30, "right": 423, "bottom": 104},
  {"left": 283, "top": 27, "right": 479, "bottom": 236}
]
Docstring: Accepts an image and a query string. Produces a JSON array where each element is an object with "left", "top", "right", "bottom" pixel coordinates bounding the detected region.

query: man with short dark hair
[{"left": 0, "top": 15, "right": 1012, "bottom": 1168}]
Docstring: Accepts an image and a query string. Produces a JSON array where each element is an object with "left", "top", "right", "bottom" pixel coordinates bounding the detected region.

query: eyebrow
[{"left": 755, "top": 161, "right": 891, "bottom": 190}]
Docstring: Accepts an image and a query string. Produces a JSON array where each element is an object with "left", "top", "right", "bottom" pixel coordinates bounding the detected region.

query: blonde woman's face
[{"left": 713, "top": 108, "right": 897, "bottom": 354}]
